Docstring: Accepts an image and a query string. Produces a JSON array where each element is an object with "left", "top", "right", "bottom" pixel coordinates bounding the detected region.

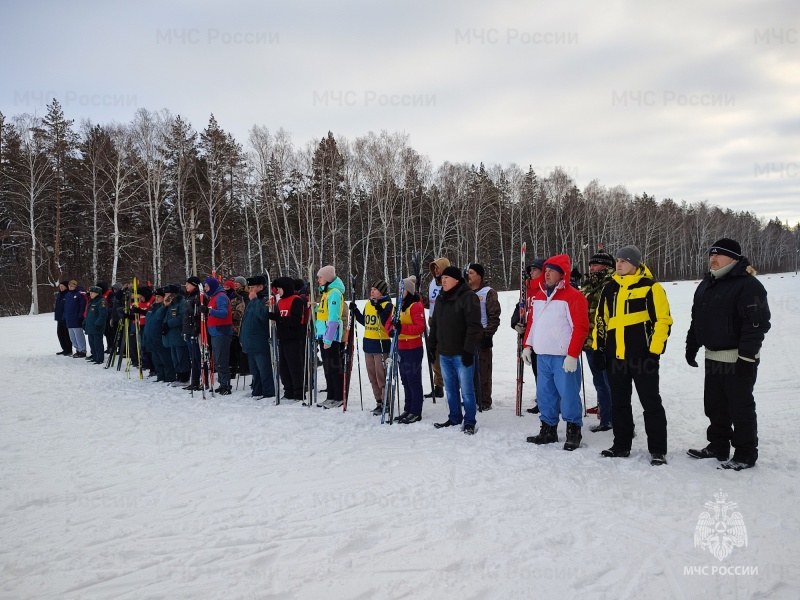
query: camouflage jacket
[
  {"left": 581, "top": 268, "right": 614, "bottom": 350},
  {"left": 230, "top": 293, "right": 246, "bottom": 336}
]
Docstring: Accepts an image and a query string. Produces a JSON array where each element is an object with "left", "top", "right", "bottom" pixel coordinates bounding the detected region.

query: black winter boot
[
  {"left": 526, "top": 422, "right": 558, "bottom": 444},
  {"left": 687, "top": 447, "right": 729, "bottom": 461},
  {"left": 425, "top": 386, "right": 444, "bottom": 398},
  {"left": 372, "top": 403, "right": 383, "bottom": 416},
  {"left": 563, "top": 422, "right": 582, "bottom": 451}
]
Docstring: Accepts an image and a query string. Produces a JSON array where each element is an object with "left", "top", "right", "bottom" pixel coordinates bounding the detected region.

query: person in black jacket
[
  {"left": 269, "top": 277, "right": 307, "bottom": 400},
  {"left": 686, "top": 238, "right": 771, "bottom": 471},
  {"left": 54, "top": 281, "right": 73, "bottom": 356},
  {"left": 428, "top": 266, "right": 483, "bottom": 434},
  {"left": 182, "top": 276, "right": 203, "bottom": 391}
]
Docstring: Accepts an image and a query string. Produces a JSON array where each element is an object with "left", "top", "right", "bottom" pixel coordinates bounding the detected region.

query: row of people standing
[
  {"left": 54, "top": 239, "right": 769, "bottom": 471},
  {"left": 516, "top": 238, "right": 770, "bottom": 471},
  {"left": 345, "top": 261, "right": 500, "bottom": 431}
]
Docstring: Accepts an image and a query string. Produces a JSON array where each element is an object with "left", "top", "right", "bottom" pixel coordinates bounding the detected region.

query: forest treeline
[{"left": 1, "top": 100, "right": 797, "bottom": 316}]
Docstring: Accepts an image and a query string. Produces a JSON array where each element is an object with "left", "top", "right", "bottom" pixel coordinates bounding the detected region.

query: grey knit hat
[
  {"left": 233, "top": 276, "right": 247, "bottom": 288},
  {"left": 616, "top": 245, "right": 642, "bottom": 267},
  {"left": 402, "top": 276, "right": 416, "bottom": 295},
  {"left": 317, "top": 265, "right": 336, "bottom": 283}
]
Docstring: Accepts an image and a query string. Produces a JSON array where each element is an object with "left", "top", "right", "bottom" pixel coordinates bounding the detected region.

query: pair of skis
[
  {"left": 132, "top": 278, "right": 143, "bottom": 380},
  {"left": 515, "top": 243, "right": 527, "bottom": 416},
  {"left": 303, "top": 264, "right": 318, "bottom": 408},
  {"left": 197, "top": 292, "right": 215, "bottom": 399},
  {"left": 341, "top": 274, "right": 361, "bottom": 411},
  {"left": 412, "top": 251, "right": 436, "bottom": 404},
  {"left": 265, "top": 270, "right": 281, "bottom": 405},
  {"left": 381, "top": 278, "right": 405, "bottom": 424}
]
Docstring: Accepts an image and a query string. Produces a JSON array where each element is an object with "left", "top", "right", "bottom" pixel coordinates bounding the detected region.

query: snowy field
[{"left": 2, "top": 273, "right": 800, "bottom": 600}]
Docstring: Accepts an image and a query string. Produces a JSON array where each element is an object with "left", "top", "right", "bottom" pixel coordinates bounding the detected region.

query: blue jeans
[
  {"left": 536, "top": 354, "right": 583, "bottom": 427},
  {"left": 585, "top": 349, "right": 612, "bottom": 425},
  {"left": 440, "top": 354, "right": 477, "bottom": 426}
]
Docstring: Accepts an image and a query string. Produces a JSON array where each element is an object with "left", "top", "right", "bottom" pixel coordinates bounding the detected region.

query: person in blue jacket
[
  {"left": 161, "top": 284, "right": 190, "bottom": 385},
  {"left": 64, "top": 280, "right": 88, "bottom": 358},
  {"left": 144, "top": 288, "right": 176, "bottom": 382},
  {"left": 199, "top": 277, "right": 233, "bottom": 395},
  {"left": 239, "top": 275, "right": 275, "bottom": 400},
  {"left": 83, "top": 286, "right": 108, "bottom": 364}
]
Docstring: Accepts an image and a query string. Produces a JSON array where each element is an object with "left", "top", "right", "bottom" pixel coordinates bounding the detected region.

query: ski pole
[
  {"left": 354, "top": 324, "right": 363, "bottom": 410},
  {"left": 474, "top": 349, "right": 483, "bottom": 412}
]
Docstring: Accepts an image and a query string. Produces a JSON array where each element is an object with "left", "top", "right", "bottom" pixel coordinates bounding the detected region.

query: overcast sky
[{"left": 2, "top": 0, "right": 798, "bottom": 225}]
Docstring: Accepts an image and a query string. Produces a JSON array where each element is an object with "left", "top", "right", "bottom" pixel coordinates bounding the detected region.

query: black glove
[
  {"left": 481, "top": 334, "right": 493, "bottom": 349},
  {"left": 198, "top": 304, "right": 209, "bottom": 316},
  {"left": 735, "top": 357, "right": 756, "bottom": 379},
  {"left": 267, "top": 311, "right": 279, "bottom": 321},
  {"left": 686, "top": 348, "right": 699, "bottom": 368},
  {"left": 349, "top": 301, "right": 358, "bottom": 312},
  {"left": 124, "top": 312, "right": 134, "bottom": 321},
  {"left": 461, "top": 352, "right": 474, "bottom": 367},
  {"left": 593, "top": 350, "right": 606, "bottom": 371},
  {"left": 393, "top": 322, "right": 402, "bottom": 335},
  {"left": 161, "top": 323, "right": 170, "bottom": 336}
]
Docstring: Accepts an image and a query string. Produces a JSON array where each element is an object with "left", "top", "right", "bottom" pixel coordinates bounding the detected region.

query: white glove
[
  {"left": 563, "top": 355, "right": 578, "bottom": 373},
  {"left": 522, "top": 347, "right": 533, "bottom": 365},
  {"left": 514, "top": 323, "right": 526, "bottom": 335}
]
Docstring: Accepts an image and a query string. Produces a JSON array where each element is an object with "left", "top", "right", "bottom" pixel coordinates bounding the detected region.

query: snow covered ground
[{"left": 2, "top": 273, "right": 800, "bottom": 599}]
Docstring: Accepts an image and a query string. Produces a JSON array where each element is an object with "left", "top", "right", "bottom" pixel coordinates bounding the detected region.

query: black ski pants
[
  {"left": 607, "top": 355, "right": 667, "bottom": 455},
  {"left": 57, "top": 320, "right": 72, "bottom": 354},
  {"left": 320, "top": 340, "right": 343, "bottom": 401},
  {"left": 703, "top": 359, "right": 759, "bottom": 463},
  {"left": 279, "top": 338, "right": 305, "bottom": 399}
]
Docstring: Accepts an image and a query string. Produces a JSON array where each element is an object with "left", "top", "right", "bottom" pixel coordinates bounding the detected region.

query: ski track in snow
[{"left": 2, "top": 274, "right": 800, "bottom": 599}]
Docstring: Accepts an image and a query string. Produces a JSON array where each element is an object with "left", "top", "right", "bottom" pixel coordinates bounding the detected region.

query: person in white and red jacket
[{"left": 522, "top": 254, "right": 589, "bottom": 451}]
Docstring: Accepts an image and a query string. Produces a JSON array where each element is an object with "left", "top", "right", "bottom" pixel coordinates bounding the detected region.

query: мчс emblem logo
[{"left": 694, "top": 489, "right": 748, "bottom": 561}]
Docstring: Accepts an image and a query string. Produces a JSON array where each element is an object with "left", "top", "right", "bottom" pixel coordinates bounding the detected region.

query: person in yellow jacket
[
  {"left": 315, "top": 265, "right": 346, "bottom": 407},
  {"left": 349, "top": 280, "right": 393, "bottom": 415},
  {"left": 592, "top": 245, "right": 673, "bottom": 466}
]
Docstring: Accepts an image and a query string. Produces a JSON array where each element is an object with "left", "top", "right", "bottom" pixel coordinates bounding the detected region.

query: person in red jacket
[
  {"left": 522, "top": 254, "right": 589, "bottom": 451},
  {"left": 200, "top": 277, "right": 233, "bottom": 395},
  {"left": 382, "top": 277, "right": 427, "bottom": 424}
]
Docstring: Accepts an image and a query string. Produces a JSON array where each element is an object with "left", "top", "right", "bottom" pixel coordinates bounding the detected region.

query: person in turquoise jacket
[{"left": 314, "top": 265, "right": 346, "bottom": 407}]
